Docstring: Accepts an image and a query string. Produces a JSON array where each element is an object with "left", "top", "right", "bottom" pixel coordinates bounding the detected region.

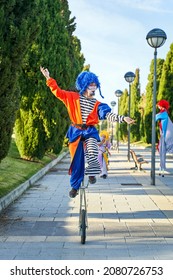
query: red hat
[{"left": 156, "top": 99, "right": 170, "bottom": 111}]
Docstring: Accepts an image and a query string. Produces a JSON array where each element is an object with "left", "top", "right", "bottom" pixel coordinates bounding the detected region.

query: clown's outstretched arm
[
  {"left": 106, "top": 112, "right": 135, "bottom": 124},
  {"left": 98, "top": 103, "right": 135, "bottom": 124},
  {"left": 40, "top": 66, "right": 73, "bottom": 104}
]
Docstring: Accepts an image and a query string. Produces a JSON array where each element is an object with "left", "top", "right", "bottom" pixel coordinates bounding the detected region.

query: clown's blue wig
[{"left": 75, "top": 71, "right": 104, "bottom": 98}]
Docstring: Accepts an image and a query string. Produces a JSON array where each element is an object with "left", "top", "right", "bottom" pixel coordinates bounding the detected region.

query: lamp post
[
  {"left": 110, "top": 101, "right": 116, "bottom": 146},
  {"left": 146, "top": 28, "right": 167, "bottom": 185},
  {"left": 124, "top": 71, "right": 136, "bottom": 161},
  {"left": 115, "top": 89, "right": 123, "bottom": 152}
]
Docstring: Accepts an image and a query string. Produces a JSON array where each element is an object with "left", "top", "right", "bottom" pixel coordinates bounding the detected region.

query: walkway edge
[{"left": 0, "top": 151, "right": 69, "bottom": 213}]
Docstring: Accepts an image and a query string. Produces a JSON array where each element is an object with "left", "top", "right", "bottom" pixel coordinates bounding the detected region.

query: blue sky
[{"left": 68, "top": 0, "right": 173, "bottom": 111}]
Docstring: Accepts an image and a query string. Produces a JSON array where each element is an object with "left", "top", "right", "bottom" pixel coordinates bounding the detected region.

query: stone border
[{"left": 0, "top": 151, "right": 69, "bottom": 213}]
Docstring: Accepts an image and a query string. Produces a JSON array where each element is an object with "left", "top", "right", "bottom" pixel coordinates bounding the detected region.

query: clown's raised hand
[{"left": 40, "top": 66, "right": 50, "bottom": 80}]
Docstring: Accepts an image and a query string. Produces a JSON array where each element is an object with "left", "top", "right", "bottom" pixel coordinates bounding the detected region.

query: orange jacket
[{"left": 46, "top": 78, "right": 101, "bottom": 126}]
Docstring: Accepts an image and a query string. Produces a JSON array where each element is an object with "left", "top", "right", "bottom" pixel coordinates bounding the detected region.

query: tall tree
[
  {"left": 130, "top": 68, "right": 141, "bottom": 142},
  {"left": 14, "top": 0, "right": 85, "bottom": 159},
  {"left": 138, "top": 93, "right": 146, "bottom": 142},
  {"left": 158, "top": 43, "right": 173, "bottom": 121},
  {"left": 0, "top": 0, "right": 41, "bottom": 161},
  {"left": 119, "top": 89, "right": 128, "bottom": 141},
  {"left": 144, "top": 58, "right": 164, "bottom": 143}
]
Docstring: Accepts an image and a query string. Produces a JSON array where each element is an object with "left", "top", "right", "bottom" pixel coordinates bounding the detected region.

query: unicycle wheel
[{"left": 80, "top": 209, "right": 86, "bottom": 244}]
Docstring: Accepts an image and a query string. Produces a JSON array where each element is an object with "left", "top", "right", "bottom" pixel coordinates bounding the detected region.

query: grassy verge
[
  {"left": 131, "top": 141, "right": 151, "bottom": 148},
  {"left": 0, "top": 139, "right": 67, "bottom": 199}
]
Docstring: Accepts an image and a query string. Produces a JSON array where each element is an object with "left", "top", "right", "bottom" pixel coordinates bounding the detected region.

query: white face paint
[{"left": 87, "top": 85, "right": 97, "bottom": 96}]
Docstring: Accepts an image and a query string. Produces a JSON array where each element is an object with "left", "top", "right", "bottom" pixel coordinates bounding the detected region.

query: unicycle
[{"left": 79, "top": 179, "right": 89, "bottom": 244}]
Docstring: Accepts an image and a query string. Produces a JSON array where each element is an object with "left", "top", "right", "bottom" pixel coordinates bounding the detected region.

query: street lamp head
[
  {"left": 110, "top": 101, "right": 116, "bottom": 107},
  {"left": 115, "top": 89, "right": 123, "bottom": 98},
  {"left": 146, "top": 28, "right": 167, "bottom": 49},
  {"left": 124, "top": 72, "right": 136, "bottom": 83}
]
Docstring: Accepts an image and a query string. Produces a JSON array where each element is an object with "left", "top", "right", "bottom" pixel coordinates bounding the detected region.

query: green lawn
[{"left": 0, "top": 139, "right": 66, "bottom": 198}]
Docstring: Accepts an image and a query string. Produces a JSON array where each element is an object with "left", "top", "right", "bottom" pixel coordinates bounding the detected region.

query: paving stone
[{"left": 1, "top": 145, "right": 173, "bottom": 260}]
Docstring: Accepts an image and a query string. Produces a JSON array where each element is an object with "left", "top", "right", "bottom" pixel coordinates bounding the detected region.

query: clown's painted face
[{"left": 85, "top": 83, "right": 97, "bottom": 98}]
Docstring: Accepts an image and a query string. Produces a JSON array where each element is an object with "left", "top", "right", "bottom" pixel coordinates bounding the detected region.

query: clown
[
  {"left": 40, "top": 66, "right": 135, "bottom": 197},
  {"left": 98, "top": 130, "right": 111, "bottom": 178},
  {"left": 156, "top": 99, "right": 173, "bottom": 176}
]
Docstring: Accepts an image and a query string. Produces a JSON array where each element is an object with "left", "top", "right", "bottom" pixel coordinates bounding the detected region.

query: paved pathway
[{"left": 0, "top": 145, "right": 173, "bottom": 260}]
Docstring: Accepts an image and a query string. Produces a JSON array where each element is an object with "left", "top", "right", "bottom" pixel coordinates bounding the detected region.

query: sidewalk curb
[{"left": 0, "top": 151, "right": 69, "bottom": 213}]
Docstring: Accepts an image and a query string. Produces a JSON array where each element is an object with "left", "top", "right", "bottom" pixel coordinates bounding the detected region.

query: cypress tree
[
  {"left": 138, "top": 93, "right": 146, "bottom": 142},
  {"left": 130, "top": 68, "right": 141, "bottom": 142},
  {"left": 144, "top": 58, "right": 164, "bottom": 143},
  {"left": 158, "top": 43, "right": 173, "bottom": 121},
  {"left": 119, "top": 89, "right": 128, "bottom": 141},
  {"left": 0, "top": 0, "right": 41, "bottom": 161},
  {"left": 14, "top": 0, "right": 85, "bottom": 159}
]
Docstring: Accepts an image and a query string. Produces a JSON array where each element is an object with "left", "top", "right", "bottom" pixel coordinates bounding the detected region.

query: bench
[{"left": 130, "top": 149, "right": 149, "bottom": 171}]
